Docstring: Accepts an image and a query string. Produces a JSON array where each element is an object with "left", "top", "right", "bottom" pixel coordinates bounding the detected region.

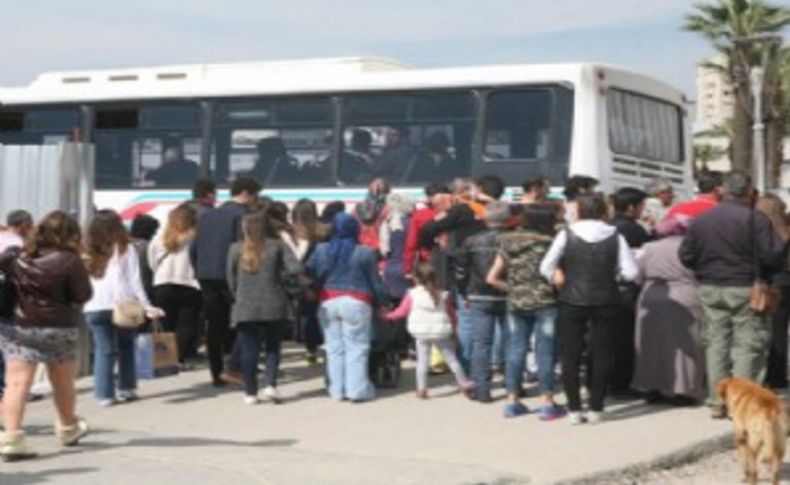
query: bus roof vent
[
  {"left": 108, "top": 75, "right": 139, "bottom": 82},
  {"left": 62, "top": 77, "right": 91, "bottom": 84},
  {"left": 156, "top": 72, "right": 188, "bottom": 81}
]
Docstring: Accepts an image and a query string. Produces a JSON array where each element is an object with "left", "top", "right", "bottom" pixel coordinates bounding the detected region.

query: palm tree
[{"left": 684, "top": 0, "right": 789, "bottom": 178}]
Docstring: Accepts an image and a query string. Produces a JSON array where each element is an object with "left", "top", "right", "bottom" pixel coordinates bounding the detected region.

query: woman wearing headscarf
[
  {"left": 632, "top": 215, "right": 704, "bottom": 404},
  {"left": 306, "top": 213, "right": 388, "bottom": 402}
]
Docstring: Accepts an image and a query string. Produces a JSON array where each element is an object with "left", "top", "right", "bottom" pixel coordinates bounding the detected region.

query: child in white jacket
[{"left": 385, "top": 262, "right": 472, "bottom": 399}]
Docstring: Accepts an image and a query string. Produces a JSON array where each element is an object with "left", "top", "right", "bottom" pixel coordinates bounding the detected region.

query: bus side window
[
  {"left": 212, "top": 98, "right": 335, "bottom": 188},
  {"left": 341, "top": 92, "right": 474, "bottom": 186},
  {"left": 0, "top": 109, "right": 80, "bottom": 147},
  {"left": 484, "top": 90, "right": 552, "bottom": 162},
  {"left": 94, "top": 105, "right": 202, "bottom": 190}
]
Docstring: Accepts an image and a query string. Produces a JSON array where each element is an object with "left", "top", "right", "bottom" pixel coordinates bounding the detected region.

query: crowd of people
[{"left": 0, "top": 168, "right": 787, "bottom": 460}]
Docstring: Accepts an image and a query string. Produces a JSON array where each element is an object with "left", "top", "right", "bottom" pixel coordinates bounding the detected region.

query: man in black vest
[{"left": 540, "top": 194, "right": 638, "bottom": 424}]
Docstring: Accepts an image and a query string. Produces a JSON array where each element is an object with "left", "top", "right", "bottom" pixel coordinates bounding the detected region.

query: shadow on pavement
[
  {"left": 0, "top": 467, "right": 98, "bottom": 484},
  {"left": 30, "top": 434, "right": 297, "bottom": 463},
  {"left": 137, "top": 382, "right": 236, "bottom": 405},
  {"left": 605, "top": 400, "right": 683, "bottom": 421}
]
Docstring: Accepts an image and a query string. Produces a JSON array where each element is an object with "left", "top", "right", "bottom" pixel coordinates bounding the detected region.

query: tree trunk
[
  {"left": 765, "top": 83, "right": 783, "bottom": 189},
  {"left": 730, "top": 51, "right": 753, "bottom": 174}
]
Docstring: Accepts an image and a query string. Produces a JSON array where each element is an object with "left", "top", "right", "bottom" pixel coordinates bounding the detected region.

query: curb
[{"left": 553, "top": 430, "right": 733, "bottom": 485}]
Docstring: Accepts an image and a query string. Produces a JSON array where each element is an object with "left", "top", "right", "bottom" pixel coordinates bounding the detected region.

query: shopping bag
[
  {"left": 430, "top": 344, "right": 447, "bottom": 374},
  {"left": 136, "top": 325, "right": 179, "bottom": 379}
]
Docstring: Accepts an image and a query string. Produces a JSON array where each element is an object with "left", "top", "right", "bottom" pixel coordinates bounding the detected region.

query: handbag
[
  {"left": 113, "top": 300, "right": 146, "bottom": 328},
  {"left": 278, "top": 245, "right": 305, "bottom": 300},
  {"left": 111, "top": 248, "right": 146, "bottom": 328},
  {"left": 748, "top": 209, "right": 779, "bottom": 314}
]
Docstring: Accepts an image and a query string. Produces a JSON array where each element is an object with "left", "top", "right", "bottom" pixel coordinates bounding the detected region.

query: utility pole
[
  {"left": 750, "top": 66, "right": 765, "bottom": 193},
  {"left": 735, "top": 33, "right": 782, "bottom": 192}
]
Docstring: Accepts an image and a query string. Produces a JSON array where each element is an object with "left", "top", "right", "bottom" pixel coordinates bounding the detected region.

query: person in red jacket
[
  {"left": 402, "top": 183, "right": 451, "bottom": 276},
  {"left": 667, "top": 171, "right": 723, "bottom": 220}
]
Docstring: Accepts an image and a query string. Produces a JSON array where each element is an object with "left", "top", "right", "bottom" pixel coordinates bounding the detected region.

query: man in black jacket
[
  {"left": 679, "top": 171, "right": 784, "bottom": 417},
  {"left": 419, "top": 176, "right": 498, "bottom": 373},
  {"left": 609, "top": 187, "right": 651, "bottom": 396},
  {"left": 190, "top": 177, "right": 260, "bottom": 386},
  {"left": 456, "top": 200, "right": 515, "bottom": 402}
]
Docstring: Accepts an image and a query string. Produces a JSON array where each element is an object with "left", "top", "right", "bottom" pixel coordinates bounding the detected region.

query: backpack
[{"left": 0, "top": 247, "right": 22, "bottom": 320}]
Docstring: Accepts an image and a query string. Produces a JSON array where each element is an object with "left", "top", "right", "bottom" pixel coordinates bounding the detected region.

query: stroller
[{"left": 368, "top": 314, "right": 407, "bottom": 389}]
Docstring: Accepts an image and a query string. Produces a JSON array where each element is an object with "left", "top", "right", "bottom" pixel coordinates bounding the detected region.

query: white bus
[{"left": 0, "top": 57, "right": 692, "bottom": 220}]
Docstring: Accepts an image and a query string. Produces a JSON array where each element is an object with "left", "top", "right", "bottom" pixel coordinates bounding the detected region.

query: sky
[{"left": 0, "top": 1, "right": 716, "bottom": 98}]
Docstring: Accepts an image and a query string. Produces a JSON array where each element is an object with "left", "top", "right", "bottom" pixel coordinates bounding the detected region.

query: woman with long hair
[
  {"left": 756, "top": 194, "right": 790, "bottom": 389},
  {"left": 292, "top": 199, "right": 329, "bottom": 363},
  {"left": 0, "top": 211, "right": 92, "bottom": 459},
  {"left": 84, "top": 210, "right": 163, "bottom": 407},
  {"left": 148, "top": 204, "right": 201, "bottom": 365},
  {"left": 306, "top": 212, "right": 389, "bottom": 402},
  {"left": 227, "top": 211, "right": 302, "bottom": 404}
]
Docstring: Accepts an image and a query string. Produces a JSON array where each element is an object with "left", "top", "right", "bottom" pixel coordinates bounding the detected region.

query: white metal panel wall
[{"left": 0, "top": 142, "right": 94, "bottom": 225}]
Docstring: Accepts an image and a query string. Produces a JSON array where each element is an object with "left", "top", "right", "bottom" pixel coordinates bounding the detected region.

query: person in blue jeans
[
  {"left": 84, "top": 312, "right": 138, "bottom": 404},
  {"left": 487, "top": 204, "right": 564, "bottom": 419},
  {"left": 84, "top": 210, "right": 164, "bottom": 406},
  {"left": 306, "top": 212, "right": 388, "bottom": 402},
  {"left": 456, "top": 200, "right": 515, "bottom": 402}
]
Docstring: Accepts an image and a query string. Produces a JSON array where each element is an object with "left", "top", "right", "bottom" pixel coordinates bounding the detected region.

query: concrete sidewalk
[{"left": 1, "top": 346, "right": 735, "bottom": 485}]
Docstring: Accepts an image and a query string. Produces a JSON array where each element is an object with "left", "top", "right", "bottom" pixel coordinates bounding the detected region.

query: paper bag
[{"left": 136, "top": 330, "right": 179, "bottom": 379}]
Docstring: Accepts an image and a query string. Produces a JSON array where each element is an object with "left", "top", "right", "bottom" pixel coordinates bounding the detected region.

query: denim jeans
[
  {"left": 506, "top": 307, "right": 558, "bottom": 396},
  {"left": 236, "top": 321, "right": 285, "bottom": 397},
  {"left": 86, "top": 310, "right": 137, "bottom": 401},
  {"left": 318, "top": 297, "right": 375, "bottom": 401},
  {"left": 455, "top": 295, "right": 474, "bottom": 373},
  {"left": 468, "top": 299, "right": 507, "bottom": 399},
  {"left": 491, "top": 318, "right": 508, "bottom": 369}
]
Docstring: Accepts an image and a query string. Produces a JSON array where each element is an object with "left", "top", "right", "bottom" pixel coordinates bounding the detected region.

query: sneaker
[
  {"left": 97, "top": 399, "right": 116, "bottom": 408},
  {"left": 56, "top": 417, "right": 89, "bottom": 446},
  {"left": 415, "top": 389, "right": 429, "bottom": 400},
  {"left": 262, "top": 386, "right": 281, "bottom": 404},
  {"left": 568, "top": 411, "right": 585, "bottom": 425},
  {"left": 0, "top": 431, "right": 37, "bottom": 462},
  {"left": 117, "top": 390, "right": 139, "bottom": 403},
  {"left": 538, "top": 405, "right": 567, "bottom": 421},
  {"left": 503, "top": 402, "right": 529, "bottom": 418},
  {"left": 243, "top": 395, "right": 260, "bottom": 405},
  {"left": 586, "top": 411, "right": 605, "bottom": 424}
]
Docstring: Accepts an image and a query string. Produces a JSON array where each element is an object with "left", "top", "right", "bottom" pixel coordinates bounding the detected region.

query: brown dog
[{"left": 717, "top": 377, "right": 788, "bottom": 485}]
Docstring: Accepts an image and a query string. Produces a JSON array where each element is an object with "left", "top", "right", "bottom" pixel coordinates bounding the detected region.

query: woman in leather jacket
[{"left": 0, "top": 210, "right": 93, "bottom": 460}]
